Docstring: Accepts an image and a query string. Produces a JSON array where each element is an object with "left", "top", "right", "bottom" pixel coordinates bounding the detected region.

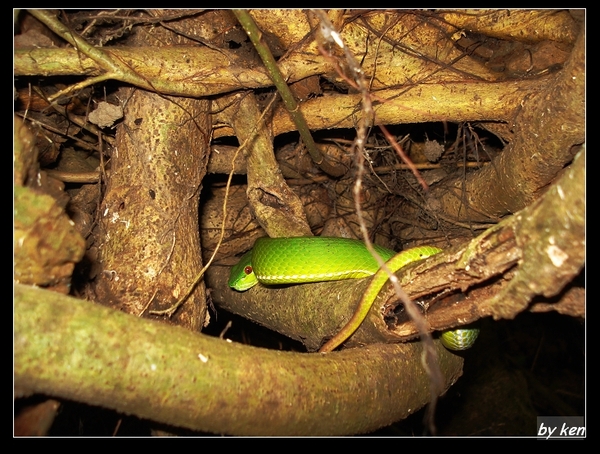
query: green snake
[{"left": 228, "top": 237, "right": 479, "bottom": 352}]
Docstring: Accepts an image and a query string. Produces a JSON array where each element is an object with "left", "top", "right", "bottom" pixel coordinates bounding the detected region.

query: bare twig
[{"left": 312, "top": 9, "right": 443, "bottom": 433}]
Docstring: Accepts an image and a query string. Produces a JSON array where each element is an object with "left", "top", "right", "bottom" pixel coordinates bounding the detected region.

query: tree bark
[{"left": 426, "top": 30, "right": 585, "bottom": 223}]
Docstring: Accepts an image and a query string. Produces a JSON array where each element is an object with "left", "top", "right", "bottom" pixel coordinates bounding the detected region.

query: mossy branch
[
  {"left": 15, "top": 283, "right": 463, "bottom": 435},
  {"left": 27, "top": 9, "right": 156, "bottom": 100}
]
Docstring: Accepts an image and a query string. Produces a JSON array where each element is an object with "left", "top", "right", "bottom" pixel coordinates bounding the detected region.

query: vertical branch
[{"left": 233, "top": 9, "right": 346, "bottom": 177}]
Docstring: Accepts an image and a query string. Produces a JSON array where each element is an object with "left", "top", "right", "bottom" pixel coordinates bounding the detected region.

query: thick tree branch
[{"left": 14, "top": 283, "right": 463, "bottom": 435}]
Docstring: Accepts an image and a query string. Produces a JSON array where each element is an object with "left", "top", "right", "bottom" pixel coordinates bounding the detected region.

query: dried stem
[{"left": 312, "top": 9, "right": 443, "bottom": 433}]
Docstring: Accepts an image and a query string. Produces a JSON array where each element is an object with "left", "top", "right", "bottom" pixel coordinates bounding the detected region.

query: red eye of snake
[{"left": 244, "top": 265, "right": 253, "bottom": 275}]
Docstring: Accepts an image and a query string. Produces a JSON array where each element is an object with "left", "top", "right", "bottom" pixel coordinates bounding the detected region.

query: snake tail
[{"left": 318, "top": 246, "right": 442, "bottom": 352}]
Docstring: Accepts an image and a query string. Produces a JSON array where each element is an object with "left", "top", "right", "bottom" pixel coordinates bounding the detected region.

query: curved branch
[
  {"left": 14, "top": 283, "right": 464, "bottom": 436},
  {"left": 427, "top": 29, "right": 585, "bottom": 222}
]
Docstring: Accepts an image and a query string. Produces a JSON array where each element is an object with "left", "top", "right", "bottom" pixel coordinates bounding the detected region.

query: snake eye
[{"left": 244, "top": 265, "right": 253, "bottom": 275}]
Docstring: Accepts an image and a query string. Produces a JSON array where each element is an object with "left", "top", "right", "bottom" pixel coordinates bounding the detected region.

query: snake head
[{"left": 228, "top": 250, "right": 259, "bottom": 291}]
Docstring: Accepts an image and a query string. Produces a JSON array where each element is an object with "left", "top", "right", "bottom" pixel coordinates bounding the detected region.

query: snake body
[{"left": 228, "top": 237, "right": 479, "bottom": 351}]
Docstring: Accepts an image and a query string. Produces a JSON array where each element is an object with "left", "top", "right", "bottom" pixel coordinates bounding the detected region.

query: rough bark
[{"left": 93, "top": 90, "right": 210, "bottom": 330}]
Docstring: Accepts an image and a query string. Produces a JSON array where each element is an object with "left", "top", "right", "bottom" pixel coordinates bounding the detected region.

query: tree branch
[{"left": 14, "top": 283, "right": 463, "bottom": 435}]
